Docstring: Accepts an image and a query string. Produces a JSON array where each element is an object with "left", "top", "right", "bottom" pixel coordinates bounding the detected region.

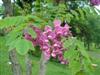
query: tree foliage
[{"left": 0, "top": 0, "right": 100, "bottom": 75}]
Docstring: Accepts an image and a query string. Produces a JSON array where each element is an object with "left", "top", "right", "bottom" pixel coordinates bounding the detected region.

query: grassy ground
[
  {"left": 0, "top": 36, "right": 100, "bottom": 75},
  {"left": 88, "top": 51, "right": 100, "bottom": 75}
]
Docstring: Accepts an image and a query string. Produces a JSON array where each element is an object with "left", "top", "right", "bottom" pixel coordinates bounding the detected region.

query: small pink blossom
[
  {"left": 53, "top": 19, "right": 61, "bottom": 27},
  {"left": 61, "top": 60, "right": 68, "bottom": 64},
  {"left": 24, "top": 33, "right": 33, "bottom": 41},
  {"left": 45, "top": 26, "right": 52, "bottom": 33}
]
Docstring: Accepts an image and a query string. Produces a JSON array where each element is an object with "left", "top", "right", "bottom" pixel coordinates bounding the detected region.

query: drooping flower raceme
[
  {"left": 24, "top": 19, "right": 71, "bottom": 64},
  {"left": 90, "top": 0, "right": 100, "bottom": 6}
]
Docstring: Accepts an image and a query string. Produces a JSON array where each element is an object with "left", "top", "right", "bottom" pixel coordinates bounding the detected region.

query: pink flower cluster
[
  {"left": 90, "top": 0, "right": 100, "bottom": 6},
  {"left": 24, "top": 19, "right": 71, "bottom": 64}
]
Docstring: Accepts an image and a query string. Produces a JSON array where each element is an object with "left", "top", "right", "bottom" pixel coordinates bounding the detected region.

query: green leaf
[
  {"left": 0, "top": 16, "right": 25, "bottom": 29},
  {"left": 69, "top": 60, "right": 81, "bottom": 75},
  {"left": 8, "top": 40, "right": 16, "bottom": 51},
  {"left": 77, "top": 8, "right": 85, "bottom": 20},
  {"left": 82, "top": 58, "right": 94, "bottom": 75},
  {"left": 28, "top": 28, "right": 36, "bottom": 38},
  {"left": 76, "top": 70, "right": 86, "bottom": 75},
  {"left": 77, "top": 40, "right": 91, "bottom": 63},
  {"left": 64, "top": 49, "right": 78, "bottom": 60},
  {"left": 15, "top": 38, "right": 35, "bottom": 55},
  {"left": 6, "top": 32, "right": 20, "bottom": 45},
  {"left": 71, "top": 10, "right": 79, "bottom": 20},
  {"left": 63, "top": 37, "right": 77, "bottom": 49}
]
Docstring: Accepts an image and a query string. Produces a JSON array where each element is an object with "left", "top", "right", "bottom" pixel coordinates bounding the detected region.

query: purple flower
[
  {"left": 53, "top": 19, "right": 61, "bottom": 27},
  {"left": 24, "top": 33, "right": 33, "bottom": 41},
  {"left": 43, "top": 49, "right": 51, "bottom": 60},
  {"left": 31, "top": 25, "right": 42, "bottom": 36},
  {"left": 51, "top": 52, "right": 56, "bottom": 58},
  {"left": 24, "top": 19, "right": 72, "bottom": 64},
  {"left": 40, "top": 43, "right": 50, "bottom": 51},
  {"left": 90, "top": 0, "right": 100, "bottom": 6},
  {"left": 40, "top": 32, "right": 49, "bottom": 43},
  {"left": 58, "top": 54, "right": 63, "bottom": 61},
  {"left": 61, "top": 60, "right": 68, "bottom": 64},
  {"left": 47, "top": 32, "right": 56, "bottom": 40},
  {"left": 54, "top": 20, "right": 71, "bottom": 37},
  {"left": 45, "top": 26, "right": 52, "bottom": 33}
]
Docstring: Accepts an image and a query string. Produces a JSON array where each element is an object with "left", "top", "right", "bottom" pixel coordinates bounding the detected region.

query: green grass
[
  {"left": 0, "top": 36, "right": 100, "bottom": 75},
  {"left": 88, "top": 51, "right": 100, "bottom": 75}
]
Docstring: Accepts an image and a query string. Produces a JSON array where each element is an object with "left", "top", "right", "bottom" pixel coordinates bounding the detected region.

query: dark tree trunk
[
  {"left": 9, "top": 50, "right": 22, "bottom": 75},
  {"left": 26, "top": 54, "right": 32, "bottom": 75},
  {"left": 39, "top": 52, "right": 48, "bottom": 75},
  {"left": 87, "top": 41, "right": 90, "bottom": 51},
  {"left": 2, "top": 0, "right": 13, "bottom": 17}
]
